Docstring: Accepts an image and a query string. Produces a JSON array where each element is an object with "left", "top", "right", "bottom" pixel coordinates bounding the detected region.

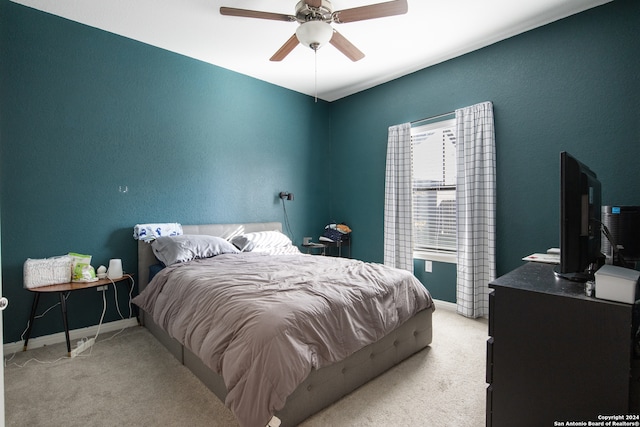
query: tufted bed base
[{"left": 137, "top": 222, "right": 433, "bottom": 426}]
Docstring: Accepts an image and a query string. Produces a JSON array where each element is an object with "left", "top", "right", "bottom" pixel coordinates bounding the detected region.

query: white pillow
[
  {"left": 230, "top": 230, "right": 299, "bottom": 254},
  {"left": 151, "top": 234, "right": 239, "bottom": 266},
  {"left": 259, "top": 245, "right": 301, "bottom": 255}
]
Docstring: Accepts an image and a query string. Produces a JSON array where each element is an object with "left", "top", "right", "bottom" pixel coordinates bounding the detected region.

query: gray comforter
[{"left": 133, "top": 252, "right": 434, "bottom": 427}]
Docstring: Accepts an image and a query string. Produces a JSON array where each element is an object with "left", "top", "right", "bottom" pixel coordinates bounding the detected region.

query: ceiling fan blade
[
  {"left": 334, "top": 0, "right": 408, "bottom": 24},
  {"left": 330, "top": 30, "right": 365, "bottom": 62},
  {"left": 304, "top": 0, "right": 323, "bottom": 8},
  {"left": 220, "top": 7, "right": 294, "bottom": 22},
  {"left": 270, "top": 34, "right": 300, "bottom": 61}
]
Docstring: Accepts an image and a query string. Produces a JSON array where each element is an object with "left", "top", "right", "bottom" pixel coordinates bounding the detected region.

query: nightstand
[
  {"left": 303, "top": 239, "right": 351, "bottom": 257},
  {"left": 23, "top": 275, "right": 134, "bottom": 356},
  {"left": 302, "top": 242, "right": 327, "bottom": 255}
]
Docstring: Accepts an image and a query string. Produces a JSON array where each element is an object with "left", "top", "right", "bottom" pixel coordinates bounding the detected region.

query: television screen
[{"left": 557, "top": 151, "right": 602, "bottom": 282}]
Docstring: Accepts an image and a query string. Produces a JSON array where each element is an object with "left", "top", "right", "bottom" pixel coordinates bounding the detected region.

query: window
[{"left": 411, "top": 118, "right": 457, "bottom": 261}]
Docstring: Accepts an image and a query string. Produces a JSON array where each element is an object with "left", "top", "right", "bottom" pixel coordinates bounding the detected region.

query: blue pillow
[{"left": 148, "top": 263, "right": 165, "bottom": 282}]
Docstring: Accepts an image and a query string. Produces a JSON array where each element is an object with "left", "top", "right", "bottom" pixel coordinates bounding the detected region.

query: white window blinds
[{"left": 411, "top": 118, "right": 457, "bottom": 254}]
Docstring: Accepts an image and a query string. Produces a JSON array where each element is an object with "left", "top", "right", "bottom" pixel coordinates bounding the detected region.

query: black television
[{"left": 556, "top": 151, "right": 603, "bottom": 282}]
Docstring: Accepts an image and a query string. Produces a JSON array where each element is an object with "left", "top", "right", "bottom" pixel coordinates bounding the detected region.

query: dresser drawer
[
  {"left": 488, "top": 290, "right": 495, "bottom": 337},
  {"left": 486, "top": 337, "right": 494, "bottom": 384},
  {"left": 486, "top": 385, "right": 493, "bottom": 427}
]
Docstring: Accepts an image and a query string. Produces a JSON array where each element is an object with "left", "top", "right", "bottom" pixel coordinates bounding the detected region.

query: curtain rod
[{"left": 411, "top": 111, "right": 455, "bottom": 126}]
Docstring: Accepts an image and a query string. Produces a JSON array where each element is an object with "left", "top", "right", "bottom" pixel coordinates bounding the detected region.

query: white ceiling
[{"left": 12, "top": 0, "right": 611, "bottom": 102}]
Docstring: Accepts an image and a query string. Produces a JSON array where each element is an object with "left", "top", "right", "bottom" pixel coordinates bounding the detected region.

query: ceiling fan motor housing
[{"left": 295, "top": 0, "right": 334, "bottom": 23}]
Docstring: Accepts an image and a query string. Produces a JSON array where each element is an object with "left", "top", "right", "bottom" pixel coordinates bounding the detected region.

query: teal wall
[
  {"left": 0, "top": 1, "right": 331, "bottom": 343},
  {"left": 329, "top": 0, "right": 640, "bottom": 299},
  {"left": 413, "top": 260, "right": 457, "bottom": 303},
  {"left": 1, "top": 0, "right": 639, "bottom": 344}
]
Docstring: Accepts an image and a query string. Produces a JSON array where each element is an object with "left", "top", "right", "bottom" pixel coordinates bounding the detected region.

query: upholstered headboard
[{"left": 137, "top": 222, "right": 282, "bottom": 293}]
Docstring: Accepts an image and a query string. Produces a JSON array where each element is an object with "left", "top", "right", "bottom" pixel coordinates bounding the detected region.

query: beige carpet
[{"left": 4, "top": 307, "right": 487, "bottom": 426}]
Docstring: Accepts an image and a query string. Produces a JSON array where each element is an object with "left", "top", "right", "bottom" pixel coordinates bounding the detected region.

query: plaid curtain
[
  {"left": 384, "top": 123, "right": 413, "bottom": 272},
  {"left": 455, "top": 101, "right": 496, "bottom": 318}
]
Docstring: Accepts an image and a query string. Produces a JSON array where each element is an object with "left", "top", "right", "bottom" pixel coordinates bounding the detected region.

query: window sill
[{"left": 413, "top": 251, "right": 457, "bottom": 264}]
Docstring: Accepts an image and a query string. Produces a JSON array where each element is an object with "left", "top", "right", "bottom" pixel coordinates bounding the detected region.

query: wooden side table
[{"left": 23, "top": 275, "right": 134, "bottom": 356}]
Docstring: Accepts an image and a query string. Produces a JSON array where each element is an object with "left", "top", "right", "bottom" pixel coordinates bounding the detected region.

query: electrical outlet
[
  {"left": 96, "top": 285, "right": 108, "bottom": 291},
  {"left": 425, "top": 261, "right": 433, "bottom": 273}
]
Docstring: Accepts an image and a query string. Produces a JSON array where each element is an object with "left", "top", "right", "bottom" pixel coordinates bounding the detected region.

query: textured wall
[
  {"left": 328, "top": 0, "right": 640, "bottom": 300},
  {"left": 1, "top": 0, "right": 639, "bottom": 342},
  {"left": 0, "top": 1, "right": 331, "bottom": 343}
]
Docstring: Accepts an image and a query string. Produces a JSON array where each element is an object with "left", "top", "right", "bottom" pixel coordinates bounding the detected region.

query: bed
[{"left": 133, "top": 222, "right": 434, "bottom": 427}]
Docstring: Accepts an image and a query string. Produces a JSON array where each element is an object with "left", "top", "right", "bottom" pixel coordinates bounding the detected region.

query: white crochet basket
[{"left": 23, "top": 256, "right": 72, "bottom": 289}]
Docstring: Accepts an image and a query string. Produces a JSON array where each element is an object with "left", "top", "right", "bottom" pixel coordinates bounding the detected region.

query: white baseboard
[
  {"left": 432, "top": 298, "right": 457, "bottom": 312},
  {"left": 3, "top": 317, "right": 139, "bottom": 355},
  {"left": 433, "top": 298, "right": 489, "bottom": 320}
]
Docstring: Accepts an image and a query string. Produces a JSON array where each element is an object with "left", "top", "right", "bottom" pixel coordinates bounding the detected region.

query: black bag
[
  {"left": 322, "top": 223, "right": 351, "bottom": 242},
  {"left": 322, "top": 228, "right": 344, "bottom": 242}
]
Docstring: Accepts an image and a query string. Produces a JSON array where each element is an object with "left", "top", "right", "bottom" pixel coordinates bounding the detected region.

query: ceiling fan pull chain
[{"left": 314, "top": 49, "right": 318, "bottom": 103}]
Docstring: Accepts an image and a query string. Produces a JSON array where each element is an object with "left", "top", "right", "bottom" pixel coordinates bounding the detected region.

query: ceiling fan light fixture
[{"left": 296, "top": 21, "right": 333, "bottom": 51}]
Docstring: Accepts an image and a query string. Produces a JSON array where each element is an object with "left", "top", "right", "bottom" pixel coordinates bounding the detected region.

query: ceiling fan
[{"left": 220, "top": 0, "right": 409, "bottom": 62}]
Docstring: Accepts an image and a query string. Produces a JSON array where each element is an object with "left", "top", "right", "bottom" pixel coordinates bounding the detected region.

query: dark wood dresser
[{"left": 486, "top": 262, "right": 639, "bottom": 426}]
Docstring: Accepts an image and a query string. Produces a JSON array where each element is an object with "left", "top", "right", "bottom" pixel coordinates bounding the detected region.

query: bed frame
[{"left": 137, "top": 222, "right": 433, "bottom": 426}]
